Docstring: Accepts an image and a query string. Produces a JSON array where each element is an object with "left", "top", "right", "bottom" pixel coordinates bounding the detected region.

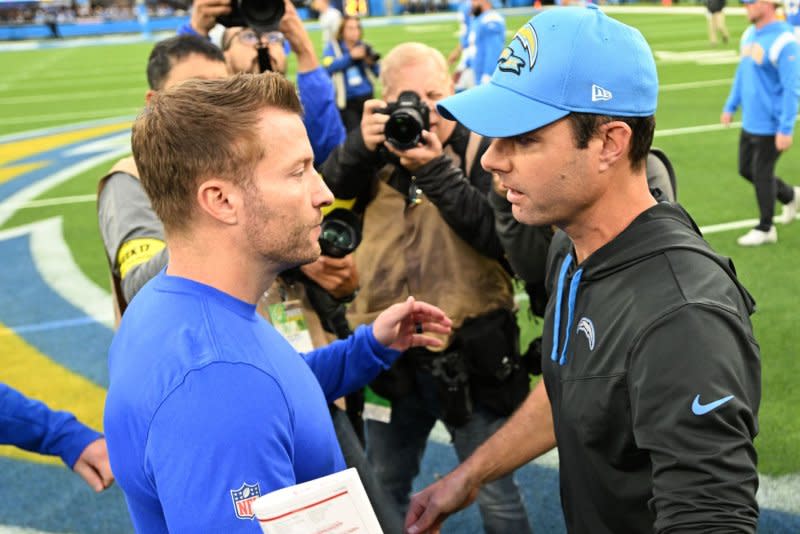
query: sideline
[{"left": 0, "top": 5, "right": 734, "bottom": 52}]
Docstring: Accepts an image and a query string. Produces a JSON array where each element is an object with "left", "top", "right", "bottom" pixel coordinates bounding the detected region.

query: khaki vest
[{"left": 347, "top": 173, "right": 513, "bottom": 348}]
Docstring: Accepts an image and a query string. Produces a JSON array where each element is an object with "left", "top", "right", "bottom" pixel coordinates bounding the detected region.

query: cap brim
[{"left": 437, "top": 82, "right": 570, "bottom": 138}]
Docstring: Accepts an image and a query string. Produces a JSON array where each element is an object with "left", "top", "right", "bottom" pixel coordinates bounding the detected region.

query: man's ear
[
  {"left": 196, "top": 179, "right": 241, "bottom": 225},
  {"left": 145, "top": 89, "right": 156, "bottom": 104},
  {"left": 597, "top": 121, "right": 632, "bottom": 173}
]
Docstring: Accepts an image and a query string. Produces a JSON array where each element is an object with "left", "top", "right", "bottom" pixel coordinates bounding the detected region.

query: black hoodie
[{"left": 543, "top": 202, "right": 760, "bottom": 534}]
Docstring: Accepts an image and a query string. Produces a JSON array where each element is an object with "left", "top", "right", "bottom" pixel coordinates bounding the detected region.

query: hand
[
  {"left": 776, "top": 133, "right": 793, "bottom": 152},
  {"left": 72, "top": 438, "right": 114, "bottom": 492},
  {"left": 361, "top": 99, "right": 389, "bottom": 152},
  {"left": 350, "top": 44, "right": 367, "bottom": 61},
  {"left": 383, "top": 130, "right": 443, "bottom": 172},
  {"left": 266, "top": 40, "right": 287, "bottom": 74},
  {"left": 405, "top": 466, "right": 480, "bottom": 534},
  {"left": 447, "top": 46, "right": 461, "bottom": 66},
  {"left": 190, "top": 0, "right": 231, "bottom": 36},
  {"left": 279, "top": 0, "right": 318, "bottom": 72},
  {"left": 720, "top": 111, "right": 733, "bottom": 126},
  {"left": 372, "top": 296, "right": 452, "bottom": 352},
  {"left": 300, "top": 254, "right": 359, "bottom": 300}
]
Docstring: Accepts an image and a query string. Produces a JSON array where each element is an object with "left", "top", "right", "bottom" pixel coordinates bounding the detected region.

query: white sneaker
[
  {"left": 780, "top": 186, "right": 800, "bottom": 224},
  {"left": 737, "top": 227, "right": 778, "bottom": 246}
]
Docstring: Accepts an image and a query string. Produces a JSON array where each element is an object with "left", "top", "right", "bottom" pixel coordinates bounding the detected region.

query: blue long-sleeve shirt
[
  {"left": 0, "top": 383, "right": 101, "bottom": 468},
  {"left": 723, "top": 20, "right": 800, "bottom": 135},
  {"left": 322, "top": 40, "right": 379, "bottom": 100},
  {"left": 298, "top": 66, "right": 346, "bottom": 162},
  {"left": 104, "top": 271, "right": 399, "bottom": 533}
]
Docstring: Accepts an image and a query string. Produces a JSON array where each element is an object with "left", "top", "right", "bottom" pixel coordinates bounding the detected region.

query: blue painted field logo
[{"left": 230, "top": 482, "right": 262, "bottom": 520}]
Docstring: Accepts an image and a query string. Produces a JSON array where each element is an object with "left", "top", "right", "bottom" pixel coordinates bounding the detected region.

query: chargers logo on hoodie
[
  {"left": 498, "top": 22, "right": 538, "bottom": 75},
  {"left": 576, "top": 317, "right": 596, "bottom": 351}
]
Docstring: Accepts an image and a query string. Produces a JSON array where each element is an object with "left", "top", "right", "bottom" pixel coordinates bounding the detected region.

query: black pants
[{"left": 738, "top": 130, "right": 795, "bottom": 230}]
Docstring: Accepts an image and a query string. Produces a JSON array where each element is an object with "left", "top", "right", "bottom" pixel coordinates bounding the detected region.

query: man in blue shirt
[
  {"left": 464, "top": 0, "right": 506, "bottom": 86},
  {"left": 104, "top": 73, "right": 452, "bottom": 533},
  {"left": 721, "top": 0, "right": 800, "bottom": 246}
]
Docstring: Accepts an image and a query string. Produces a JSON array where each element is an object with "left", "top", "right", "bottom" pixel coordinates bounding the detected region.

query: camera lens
[
  {"left": 318, "top": 209, "right": 362, "bottom": 258},
  {"left": 385, "top": 110, "right": 424, "bottom": 150},
  {"left": 241, "top": 0, "right": 284, "bottom": 32},
  {"left": 321, "top": 220, "right": 354, "bottom": 248}
]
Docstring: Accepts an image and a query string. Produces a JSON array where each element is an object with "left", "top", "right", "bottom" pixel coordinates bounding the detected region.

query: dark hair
[
  {"left": 146, "top": 35, "right": 226, "bottom": 91},
  {"left": 566, "top": 113, "right": 655, "bottom": 172},
  {"left": 336, "top": 15, "right": 361, "bottom": 43},
  {"left": 132, "top": 73, "right": 303, "bottom": 232}
]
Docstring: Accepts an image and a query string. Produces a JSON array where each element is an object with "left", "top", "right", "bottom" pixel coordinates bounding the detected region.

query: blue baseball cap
[{"left": 437, "top": 5, "right": 658, "bottom": 138}]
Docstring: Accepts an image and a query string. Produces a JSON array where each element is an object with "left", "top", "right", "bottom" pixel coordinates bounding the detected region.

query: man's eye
[{"left": 515, "top": 135, "right": 535, "bottom": 146}]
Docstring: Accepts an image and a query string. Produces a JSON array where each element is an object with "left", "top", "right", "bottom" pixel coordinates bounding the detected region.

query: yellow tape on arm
[{"left": 117, "top": 238, "right": 166, "bottom": 279}]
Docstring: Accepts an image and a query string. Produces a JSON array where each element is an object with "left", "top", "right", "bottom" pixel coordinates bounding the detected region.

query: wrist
[
  {"left": 294, "top": 46, "right": 319, "bottom": 72},
  {"left": 189, "top": 20, "right": 210, "bottom": 37}
]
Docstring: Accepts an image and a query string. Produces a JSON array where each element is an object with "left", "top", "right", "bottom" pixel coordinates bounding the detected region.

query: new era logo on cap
[
  {"left": 437, "top": 5, "right": 658, "bottom": 138},
  {"left": 591, "top": 84, "right": 613, "bottom": 102}
]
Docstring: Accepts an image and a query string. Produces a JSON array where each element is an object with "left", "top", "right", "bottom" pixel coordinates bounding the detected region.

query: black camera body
[
  {"left": 379, "top": 90, "right": 430, "bottom": 151},
  {"left": 363, "top": 43, "right": 381, "bottom": 63},
  {"left": 217, "top": 0, "right": 310, "bottom": 33},
  {"left": 318, "top": 208, "right": 362, "bottom": 259}
]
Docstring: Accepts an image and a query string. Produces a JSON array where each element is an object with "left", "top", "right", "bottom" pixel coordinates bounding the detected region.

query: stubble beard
[{"left": 243, "top": 193, "right": 320, "bottom": 270}]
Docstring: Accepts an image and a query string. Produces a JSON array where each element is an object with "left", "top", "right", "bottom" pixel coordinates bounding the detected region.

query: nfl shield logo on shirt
[{"left": 230, "top": 482, "right": 262, "bottom": 520}]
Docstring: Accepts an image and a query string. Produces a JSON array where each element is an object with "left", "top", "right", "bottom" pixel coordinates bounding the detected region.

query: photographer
[
  {"left": 179, "top": 0, "right": 346, "bottom": 163},
  {"left": 322, "top": 15, "right": 380, "bottom": 132},
  {"left": 319, "top": 42, "right": 532, "bottom": 534}
]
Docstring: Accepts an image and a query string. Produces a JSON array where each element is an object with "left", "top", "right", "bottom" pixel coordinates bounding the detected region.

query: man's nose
[{"left": 480, "top": 139, "right": 509, "bottom": 174}]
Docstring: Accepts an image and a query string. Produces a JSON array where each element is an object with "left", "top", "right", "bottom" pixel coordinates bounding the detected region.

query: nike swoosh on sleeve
[{"left": 691, "top": 394, "right": 735, "bottom": 415}]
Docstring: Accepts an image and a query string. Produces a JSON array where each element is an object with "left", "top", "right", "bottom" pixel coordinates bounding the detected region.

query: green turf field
[{"left": 0, "top": 7, "right": 798, "bottom": 480}]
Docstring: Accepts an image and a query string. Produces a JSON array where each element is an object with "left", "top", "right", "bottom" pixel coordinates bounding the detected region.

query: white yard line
[
  {"left": 660, "top": 78, "right": 732, "bottom": 91},
  {"left": 0, "top": 88, "right": 142, "bottom": 105},
  {"left": 0, "top": 107, "right": 140, "bottom": 126}
]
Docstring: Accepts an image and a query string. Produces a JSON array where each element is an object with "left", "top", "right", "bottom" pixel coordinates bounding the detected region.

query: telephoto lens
[{"left": 318, "top": 209, "right": 362, "bottom": 258}]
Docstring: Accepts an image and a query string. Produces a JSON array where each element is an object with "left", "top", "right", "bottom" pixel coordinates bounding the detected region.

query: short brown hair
[
  {"left": 131, "top": 73, "right": 303, "bottom": 232},
  {"left": 565, "top": 113, "right": 655, "bottom": 172}
]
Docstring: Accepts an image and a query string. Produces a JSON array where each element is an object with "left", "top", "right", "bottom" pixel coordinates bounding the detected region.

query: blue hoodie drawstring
[
  {"left": 551, "top": 254, "right": 572, "bottom": 363},
  {"left": 551, "top": 253, "right": 584, "bottom": 366}
]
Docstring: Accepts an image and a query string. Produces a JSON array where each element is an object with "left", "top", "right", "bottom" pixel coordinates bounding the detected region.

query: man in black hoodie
[{"left": 405, "top": 6, "right": 761, "bottom": 534}]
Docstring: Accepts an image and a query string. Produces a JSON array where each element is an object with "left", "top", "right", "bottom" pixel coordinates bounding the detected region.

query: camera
[
  {"left": 318, "top": 208, "right": 362, "bottom": 258},
  {"left": 217, "top": 0, "right": 310, "bottom": 33},
  {"left": 378, "top": 90, "right": 430, "bottom": 150},
  {"left": 363, "top": 43, "right": 381, "bottom": 63}
]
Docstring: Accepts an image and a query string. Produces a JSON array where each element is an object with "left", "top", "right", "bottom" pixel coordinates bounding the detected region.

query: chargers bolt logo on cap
[{"left": 498, "top": 23, "right": 539, "bottom": 75}]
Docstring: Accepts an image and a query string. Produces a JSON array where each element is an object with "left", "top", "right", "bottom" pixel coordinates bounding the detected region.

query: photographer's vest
[
  {"left": 96, "top": 159, "right": 331, "bottom": 348},
  {"left": 347, "top": 149, "right": 513, "bottom": 348}
]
